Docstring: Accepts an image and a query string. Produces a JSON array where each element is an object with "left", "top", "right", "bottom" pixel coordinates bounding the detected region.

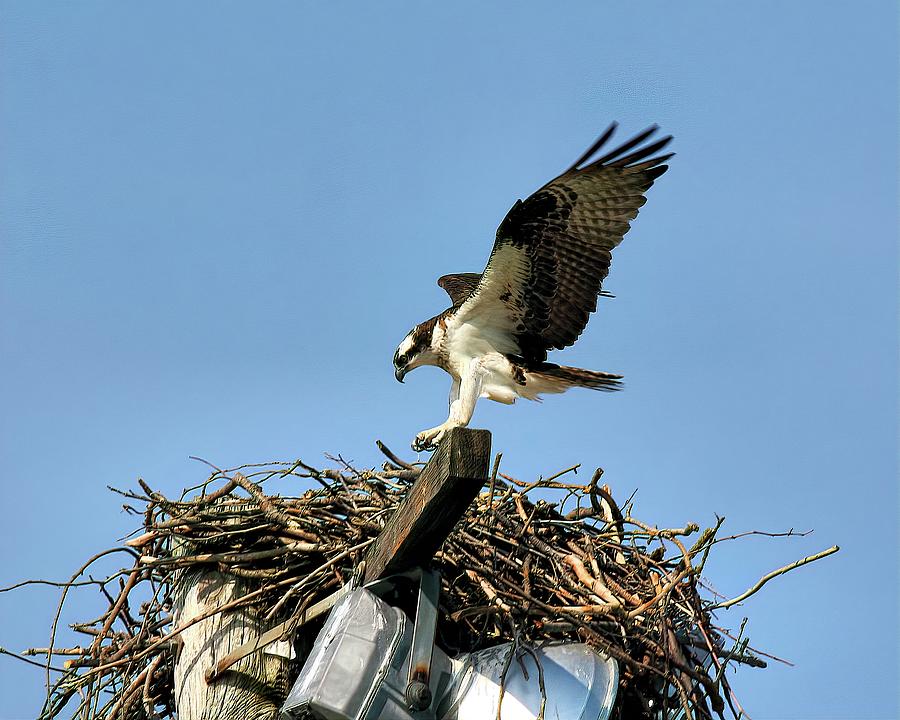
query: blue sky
[{"left": 0, "top": 2, "right": 896, "bottom": 718}]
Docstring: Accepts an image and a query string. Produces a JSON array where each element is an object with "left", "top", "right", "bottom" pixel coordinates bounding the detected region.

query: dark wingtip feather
[
  {"left": 564, "top": 122, "right": 619, "bottom": 174},
  {"left": 588, "top": 125, "right": 661, "bottom": 168},
  {"left": 560, "top": 123, "right": 675, "bottom": 180},
  {"left": 643, "top": 163, "right": 671, "bottom": 182},
  {"left": 608, "top": 135, "right": 673, "bottom": 168}
]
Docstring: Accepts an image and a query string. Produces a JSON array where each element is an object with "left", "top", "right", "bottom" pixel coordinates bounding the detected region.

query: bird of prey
[{"left": 393, "top": 123, "right": 673, "bottom": 451}]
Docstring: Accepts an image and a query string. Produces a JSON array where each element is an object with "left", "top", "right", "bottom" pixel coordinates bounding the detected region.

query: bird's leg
[
  {"left": 447, "top": 377, "right": 461, "bottom": 411},
  {"left": 413, "top": 363, "right": 483, "bottom": 451}
]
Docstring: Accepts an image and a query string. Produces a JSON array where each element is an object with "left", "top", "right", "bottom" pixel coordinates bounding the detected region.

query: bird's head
[{"left": 393, "top": 323, "right": 435, "bottom": 383}]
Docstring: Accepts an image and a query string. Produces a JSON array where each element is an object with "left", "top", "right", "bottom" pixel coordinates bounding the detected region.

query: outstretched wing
[
  {"left": 438, "top": 273, "right": 482, "bottom": 307},
  {"left": 452, "top": 123, "right": 672, "bottom": 364}
]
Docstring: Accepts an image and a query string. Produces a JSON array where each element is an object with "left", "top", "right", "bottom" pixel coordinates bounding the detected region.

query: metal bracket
[{"left": 405, "top": 568, "right": 440, "bottom": 712}]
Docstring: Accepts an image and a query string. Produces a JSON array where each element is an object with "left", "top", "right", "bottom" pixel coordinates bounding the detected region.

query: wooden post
[
  {"left": 173, "top": 570, "right": 294, "bottom": 720},
  {"left": 364, "top": 427, "right": 492, "bottom": 582},
  {"left": 172, "top": 504, "right": 295, "bottom": 720}
]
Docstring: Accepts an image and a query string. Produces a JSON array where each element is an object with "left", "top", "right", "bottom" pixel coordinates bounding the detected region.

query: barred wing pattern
[{"left": 450, "top": 124, "right": 672, "bottom": 365}]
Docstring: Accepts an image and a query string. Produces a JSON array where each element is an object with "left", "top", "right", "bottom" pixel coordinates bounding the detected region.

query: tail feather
[{"left": 530, "top": 364, "right": 623, "bottom": 393}]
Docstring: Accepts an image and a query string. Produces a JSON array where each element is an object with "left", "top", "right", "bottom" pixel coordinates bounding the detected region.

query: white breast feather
[{"left": 438, "top": 244, "right": 536, "bottom": 404}]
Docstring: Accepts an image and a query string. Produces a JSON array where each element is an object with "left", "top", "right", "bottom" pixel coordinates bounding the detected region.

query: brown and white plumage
[{"left": 393, "top": 123, "right": 673, "bottom": 450}]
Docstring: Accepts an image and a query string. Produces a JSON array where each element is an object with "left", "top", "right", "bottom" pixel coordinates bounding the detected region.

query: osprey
[{"left": 394, "top": 123, "right": 673, "bottom": 451}]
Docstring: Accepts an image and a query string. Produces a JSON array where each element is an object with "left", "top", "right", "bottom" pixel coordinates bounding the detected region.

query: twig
[
  {"left": 0, "top": 647, "right": 68, "bottom": 672},
  {"left": 375, "top": 440, "right": 416, "bottom": 471},
  {"left": 712, "top": 545, "right": 840, "bottom": 610}
]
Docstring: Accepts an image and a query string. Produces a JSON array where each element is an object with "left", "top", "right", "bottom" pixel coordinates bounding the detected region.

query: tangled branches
[{"left": 8, "top": 450, "right": 837, "bottom": 720}]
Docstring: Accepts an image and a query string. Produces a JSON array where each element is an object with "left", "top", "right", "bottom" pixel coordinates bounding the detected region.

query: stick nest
[{"left": 22, "top": 451, "right": 811, "bottom": 720}]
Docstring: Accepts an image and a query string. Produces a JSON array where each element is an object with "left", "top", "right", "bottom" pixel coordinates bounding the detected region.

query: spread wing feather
[
  {"left": 437, "top": 273, "right": 482, "bottom": 307},
  {"left": 451, "top": 123, "right": 672, "bottom": 364}
]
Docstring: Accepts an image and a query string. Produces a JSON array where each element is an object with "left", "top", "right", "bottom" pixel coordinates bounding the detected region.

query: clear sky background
[{"left": 1, "top": 3, "right": 896, "bottom": 719}]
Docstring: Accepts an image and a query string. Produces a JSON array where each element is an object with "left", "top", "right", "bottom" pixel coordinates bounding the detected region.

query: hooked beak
[{"left": 395, "top": 366, "right": 407, "bottom": 383}]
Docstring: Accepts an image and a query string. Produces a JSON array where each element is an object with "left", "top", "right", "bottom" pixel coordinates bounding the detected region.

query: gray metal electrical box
[{"left": 280, "top": 587, "right": 451, "bottom": 720}]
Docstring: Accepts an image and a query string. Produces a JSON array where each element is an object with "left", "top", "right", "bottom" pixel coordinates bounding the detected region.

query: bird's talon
[{"left": 413, "top": 426, "right": 447, "bottom": 452}]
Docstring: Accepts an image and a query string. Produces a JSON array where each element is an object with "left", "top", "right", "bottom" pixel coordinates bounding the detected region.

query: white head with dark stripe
[{"left": 392, "top": 318, "right": 438, "bottom": 383}]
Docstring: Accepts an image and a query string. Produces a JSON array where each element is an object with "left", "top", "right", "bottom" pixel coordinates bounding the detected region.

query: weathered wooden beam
[{"left": 364, "top": 427, "right": 491, "bottom": 583}]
